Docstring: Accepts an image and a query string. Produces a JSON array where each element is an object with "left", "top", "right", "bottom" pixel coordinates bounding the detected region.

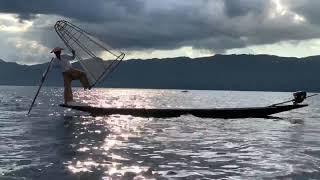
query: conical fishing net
[{"left": 54, "top": 20, "right": 125, "bottom": 88}]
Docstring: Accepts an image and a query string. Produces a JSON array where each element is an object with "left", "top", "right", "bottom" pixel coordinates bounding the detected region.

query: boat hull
[{"left": 60, "top": 104, "right": 308, "bottom": 119}]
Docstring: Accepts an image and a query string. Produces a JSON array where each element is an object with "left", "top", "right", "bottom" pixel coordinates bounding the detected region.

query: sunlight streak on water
[{"left": 65, "top": 101, "right": 153, "bottom": 179}]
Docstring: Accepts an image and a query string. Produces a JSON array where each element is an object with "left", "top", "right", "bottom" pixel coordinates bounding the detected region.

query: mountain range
[{"left": 0, "top": 54, "right": 319, "bottom": 92}]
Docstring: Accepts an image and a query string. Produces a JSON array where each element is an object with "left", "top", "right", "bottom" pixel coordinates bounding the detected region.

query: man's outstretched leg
[
  {"left": 79, "top": 72, "right": 91, "bottom": 90},
  {"left": 70, "top": 69, "right": 91, "bottom": 90}
]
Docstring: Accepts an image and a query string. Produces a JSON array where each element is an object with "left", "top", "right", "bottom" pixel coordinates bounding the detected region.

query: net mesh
[{"left": 54, "top": 20, "right": 125, "bottom": 88}]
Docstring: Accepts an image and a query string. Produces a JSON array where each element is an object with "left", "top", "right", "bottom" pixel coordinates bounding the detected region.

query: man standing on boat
[{"left": 51, "top": 47, "right": 90, "bottom": 105}]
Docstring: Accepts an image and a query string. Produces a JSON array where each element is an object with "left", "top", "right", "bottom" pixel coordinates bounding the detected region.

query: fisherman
[{"left": 51, "top": 47, "right": 90, "bottom": 105}]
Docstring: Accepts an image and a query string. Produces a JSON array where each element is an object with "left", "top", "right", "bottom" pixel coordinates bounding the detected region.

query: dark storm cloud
[
  {"left": 0, "top": 0, "right": 144, "bottom": 22},
  {"left": 1, "top": 0, "right": 320, "bottom": 53},
  {"left": 224, "top": 0, "right": 269, "bottom": 17}
]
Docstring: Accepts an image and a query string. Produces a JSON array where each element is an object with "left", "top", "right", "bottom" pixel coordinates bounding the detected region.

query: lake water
[{"left": 0, "top": 86, "right": 320, "bottom": 179}]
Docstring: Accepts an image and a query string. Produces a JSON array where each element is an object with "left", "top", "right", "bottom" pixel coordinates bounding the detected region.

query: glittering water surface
[{"left": 0, "top": 86, "right": 320, "bottom": 179}]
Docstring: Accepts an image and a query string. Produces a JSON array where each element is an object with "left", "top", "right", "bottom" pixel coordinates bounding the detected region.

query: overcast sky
[{"left": 0, "top": 0, "right": 320, "bottom": 64}]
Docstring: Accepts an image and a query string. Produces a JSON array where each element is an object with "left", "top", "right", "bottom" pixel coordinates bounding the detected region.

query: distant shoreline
[{"left": 1, "top": 54, "right": 320, "bottom": 92}]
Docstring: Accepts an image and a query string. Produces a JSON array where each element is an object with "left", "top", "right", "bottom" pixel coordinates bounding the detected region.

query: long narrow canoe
[{"left": 60, "top": 104, "right": 307, "bottom": 119}]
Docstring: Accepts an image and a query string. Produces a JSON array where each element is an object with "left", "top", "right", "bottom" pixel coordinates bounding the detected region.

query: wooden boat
[
  {"left": 59, "top": 104, "right": 307, "bottom": 119},
  {"left": 60, "top": 91, "right": 314, "bottom": 119}
]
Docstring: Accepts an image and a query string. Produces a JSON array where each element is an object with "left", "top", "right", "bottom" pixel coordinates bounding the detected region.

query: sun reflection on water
[
  {"left": 73, "top": 88, "right": 185, "bottom": 109},
  {"left": 66, "top": 89, "right": 157, "bottom": 178}
]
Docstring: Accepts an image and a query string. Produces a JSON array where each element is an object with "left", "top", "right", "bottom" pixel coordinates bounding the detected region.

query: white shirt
[{"left": 53, "top": 54, "right": 75, "bottom": 72}]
